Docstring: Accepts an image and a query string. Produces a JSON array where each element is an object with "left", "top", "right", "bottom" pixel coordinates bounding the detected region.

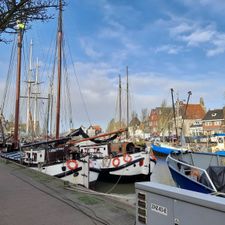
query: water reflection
[
  {"left": 151, "top": 157, "right": 175, "bottom": 186},
  {"left": 95, "top": 156, "right": 175, "bottom": 194}
]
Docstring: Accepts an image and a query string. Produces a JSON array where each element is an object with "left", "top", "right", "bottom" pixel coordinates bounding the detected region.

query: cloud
[
  {"left": 206, "top": 33, "right": 225, "bottom": 56},
  {"left": 167, "top": 16, "right": 225, "bottom": 56},
  {"left": 182, "top": 0, "right": 225, "bottom": 12},
  {"left": 79, "top": 38, "right": 103, "bottom": 58},
  {"left": 170, "top": 23, "right": 193, "bottom": 36},
  {"left": 181, "top": 29, "right": 215, "bottom": 46},
  {"left": 155, "top": 45, "right": 183, "bottom": 54}
]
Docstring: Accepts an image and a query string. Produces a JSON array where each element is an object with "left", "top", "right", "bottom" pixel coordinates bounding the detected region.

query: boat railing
[{"left": 167, "top": 155, "right": 217, "bottom": 192}]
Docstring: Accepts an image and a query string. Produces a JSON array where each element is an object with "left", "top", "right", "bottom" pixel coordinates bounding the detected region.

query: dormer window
[{"left": 212, "top": 113, "right": 217, "bottom": 117}]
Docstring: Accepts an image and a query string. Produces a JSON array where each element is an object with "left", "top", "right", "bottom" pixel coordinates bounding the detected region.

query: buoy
[
  {"left": 123, "top": 153, "right": 132, "bottom": 163},
  {"left": 112, "top": 157, "right": 120, "bottom": 167},
  {"left": 66, "top": 159, "right": 78, "bottom": 170}
]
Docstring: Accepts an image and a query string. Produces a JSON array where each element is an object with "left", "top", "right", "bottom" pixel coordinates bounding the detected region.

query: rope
[
  {"left": 1, "top": 35, "right": 16, "bottom": 112},
  {"left": 62, "top": 37, "right": 73, "bottom": 129},
  {"left": 48, "top": 35, "right": 58, "bottom": 135},
  {"left": 65, "top": 34, "right": 92, "bottom": 126},
  {"left": 105, "top": 175, "right": 122, "bottom": 194}
]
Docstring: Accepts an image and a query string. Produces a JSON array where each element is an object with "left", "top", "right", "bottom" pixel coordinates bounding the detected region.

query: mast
[
  {"left": 181, "top": 91, "right": 192, "bottom": 135},
  {"left": 126, "top": 66, "right": 129, "bottom": 139},
  {"left": 119, "top": 74, "right": 122, "bottom": 128},
  {"left": 55, "top": 0, "right": 62, "bottom": 139},
  {"left": 0, "top": 112, "right": 5, "bottom": 145},
  {"left": 14, "top": 22, "right": 24, "bottom": 148},
  {"left": 171, "top": 88, "right": 178, "bottom": 141},
  {"left": 33, "top": 58, "right": 40, "bottom": 135},
  {"left": 46, "top": 94, "right": 51, "bottom": 138},
  {"left": 26, "top": 40, "right": 33, "bottom": 135}
]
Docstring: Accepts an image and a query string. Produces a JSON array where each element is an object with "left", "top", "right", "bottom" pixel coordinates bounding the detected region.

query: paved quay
[{"left": 0, "top": 159, "right": 135, "bottom": 225}]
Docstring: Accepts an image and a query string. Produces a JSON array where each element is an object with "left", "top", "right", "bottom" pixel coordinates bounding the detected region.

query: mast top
[{"left": 58, "top": 0, "right": 63, "bottom": 32}]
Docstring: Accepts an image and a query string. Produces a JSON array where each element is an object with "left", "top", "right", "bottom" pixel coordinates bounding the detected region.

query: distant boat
[
  {"left": 167, "top": 151, "right": 225, "bottom": 195},
  {"left": 216, "top": 151, "right": 225, "bottom": 156},
  {"left": 151, "top": 143, "right": 186, "bottom": 157},
  {"left": 211, "top": 133, "right": 225, "bottom": 153}
]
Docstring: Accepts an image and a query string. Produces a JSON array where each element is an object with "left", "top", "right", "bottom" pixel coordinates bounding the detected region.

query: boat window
[
  {"left": 27, "top": 153, "right": 30, "bottom": 159},
  {"left": 33, "top": 153, "right": 37, "bottom": 162}
]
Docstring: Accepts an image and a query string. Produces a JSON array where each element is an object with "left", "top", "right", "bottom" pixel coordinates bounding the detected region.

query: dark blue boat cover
[{"left": 199, "top": 166, "right": 225, "bottom": 192}]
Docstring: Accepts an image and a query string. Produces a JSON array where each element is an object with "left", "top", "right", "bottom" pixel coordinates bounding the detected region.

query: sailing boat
[
  {"left": 0, "top": 0, "right": 99, "bottom": 188},
  {"left": 0, "top": 16, "right": 26, "bottom": 155},
  {"left": 151, "top": 89, "right": 191, "bottom": 156},
  {"left": 76, "top": 67, "right": 157, "bottom": 182},
  {"left": 20, "top": 0, "right": 102, "bottom": 189}
]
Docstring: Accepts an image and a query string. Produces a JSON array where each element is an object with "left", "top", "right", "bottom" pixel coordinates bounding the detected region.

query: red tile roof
[{"left": 181, "top": 104, "right": 206, "bottom": 119}]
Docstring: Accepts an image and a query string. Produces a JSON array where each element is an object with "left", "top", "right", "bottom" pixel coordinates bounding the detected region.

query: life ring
[
  {"left": 66, "top": 160, "right": 78, "bottom": 170},
  {"left": 112, "top": 157, "right": 120, "bottom": 167},
  {"left": 123, "top": 153, "right": 132, "bottom": 163}
]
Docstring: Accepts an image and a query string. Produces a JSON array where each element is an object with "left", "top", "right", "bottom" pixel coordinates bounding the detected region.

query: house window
[{"left": 214, "top": 121, "right": 221, "bottom": 125}]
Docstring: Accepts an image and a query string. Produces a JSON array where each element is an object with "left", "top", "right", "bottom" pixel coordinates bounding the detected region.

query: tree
[
  {"left": 0, "top": 0, "right": 61, "bottom": 42},
  {"left": 131, "top": 111, "right": 138, "bottom": 120},
  {"left": 157, "top": 99, "right": 173, "bottom": 137},
  {"left": 106, "top": 118, "right": 126, "bottom": 132},
  {"left": 141, "top": 108, "right": 149, "bottom": 132},
  {"left": 106, "top": 119, "right": 116, "bottom": 132},
  {"left": 141, "top": 108, "right": 148, "bottom": 121}
]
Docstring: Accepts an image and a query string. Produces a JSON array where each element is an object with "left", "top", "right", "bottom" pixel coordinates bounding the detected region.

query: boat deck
[{"left": 0, "top": 150, "right": 22, "bottom": 161}]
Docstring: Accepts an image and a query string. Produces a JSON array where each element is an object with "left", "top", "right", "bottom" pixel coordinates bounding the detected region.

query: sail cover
[{"left": 199, "top": 166, "right": 225, "bottom": 192}]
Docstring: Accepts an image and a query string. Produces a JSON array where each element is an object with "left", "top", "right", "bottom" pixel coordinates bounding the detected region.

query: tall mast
[
  {"left": 126, "top": 66, "right": 129, "bottom": 138},
  {"left": 14, "top": 22, "right": 24, "bottom": 148},
  {"left": 34, "top": 58, "right": 40, "bottom": 135},
  {"left": 0, "top": 112, "right": 5, "bottom": 145},
  {"left": 46, "top": 94, "right": 51, "bottom": 138},
  {"left": 55, "top": 0, "right": 62, "bottom": 139},
  {"left": 171, "top": 88, "right": 178, "bottom": 141},
  {"left": 181, "top": 91, "right": 192, "bottom": 135},
  {"left": 26, "top": 40, "right": 33, "bottom": 135},
  {"left": 119, "top": 74, "right": 122, "bottom": 128}
]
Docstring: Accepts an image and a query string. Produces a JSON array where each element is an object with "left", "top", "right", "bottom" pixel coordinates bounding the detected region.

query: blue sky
[{"left": 1, "top": 0, "right": 225, "bottom": 131}]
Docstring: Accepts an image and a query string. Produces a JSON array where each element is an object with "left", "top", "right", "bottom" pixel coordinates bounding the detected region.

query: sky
[{"left": 1, "top": 0, "right": 225, "bottom": 131}]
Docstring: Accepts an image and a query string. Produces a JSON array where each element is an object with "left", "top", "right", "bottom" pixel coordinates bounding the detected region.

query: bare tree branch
[{"left": 0, "top": 0, "right": 64, "bottom": 42}]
